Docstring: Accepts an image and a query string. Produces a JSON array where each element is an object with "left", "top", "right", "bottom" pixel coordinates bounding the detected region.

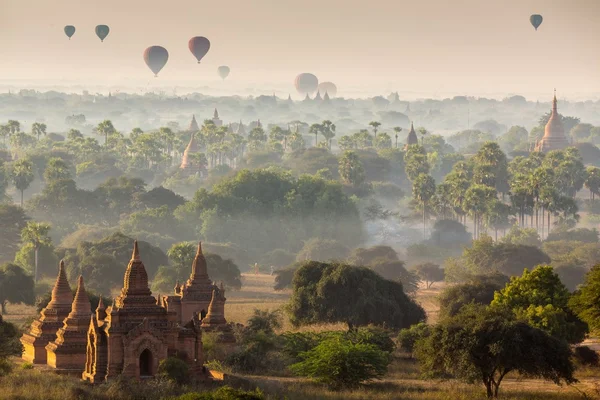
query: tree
[
  {"left": 398, "top": 322, "right": 430, "bottom": 355},
  {"left": 167, "top": 242, "right": 196, "bottom": 280},
  {"left": 290, "top": 337, "right": 390, "bottom": 390},
  {"left": 393, "top": 127, "right": 403, "bottom": 148},
  {"left": 585, "top": 166, "right": 600, "bottom": 200},
  {"left": 0, "top": 205, "right": 29, "bottom": 264},
  {"left": 30, "top": 122, "right": 47, "bottom": 141},
  {"left": 492, "top": 265, "right": 587, "bottom": 344},
  {"left": 438, "top": 276, "right": 507, "bottom": 318},
  {"left": 416, "top": 305, "right": 576, "bottom": 398},
  {"left": 296, "top": 238, "right": 350, "bottom": 262},
  {"left": 369, "top": 121, "right": 381, "bottom": 138},
  {"left": 20, "top": 222, "right": 51, "bottom": 282},
  {"left": 338, "top": 151, "right": 365, "bottom": 187},
  {"left": 404, "top": 144, "right": 430, "bottom": 181},
  {"left": 370, "top": 259, "right": 420, "bottom": 294},
  {"left": 570, "top": 264, "right": 600, "bottom": 334},
  {"left": 95, "top": 120, "right": 116, "bottom": 145},
  {"left": 320, "top": 120, "right": 336, "bottom": 149},
  {"left": 43, "top": 157, "right": 72, "bottom": 182},
  {"left": 309, "top": 123, "right": 322, "bottom": 147},
  {"left": 412, "top": 174, "right": 436, "bottom": 237},
  {"left": 288, "top": 261, "right": 426, "bottom": 329},
  {"left": 347, "top": 245, "right": 398, "bottom": 266},
  {"left": 10, "top": 159, "right": 34, "bottom": 206},
  {"left": 0, "top": 263, "right": 35, "bottom": 314},
  {"left": 412, "top": 263, "right": 444, "bottom": 289}
]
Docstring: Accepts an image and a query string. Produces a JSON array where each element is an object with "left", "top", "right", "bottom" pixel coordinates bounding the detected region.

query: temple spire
[
  {"left": 131, "top": 240, "right": 140, "bottom": 261},
  {"left": 48, "top": 260, "right": 73, "bottom": 308},
  {"left": 190, "top": 242, "right": 208, "bottom": 282},
  {"left": 69, "top": 276, "right": 91, "bottom": 318}
]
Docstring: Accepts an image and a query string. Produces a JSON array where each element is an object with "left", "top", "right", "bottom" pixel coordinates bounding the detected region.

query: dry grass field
[{"left": 5, "top": 273, "right": 600, "bottom": 399}]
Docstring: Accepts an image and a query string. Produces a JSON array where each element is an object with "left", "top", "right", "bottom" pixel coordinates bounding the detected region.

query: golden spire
[
  {"left": 131, "top": 240, "right": 140, "bottom": 261},
  {"left": 190, "top": 241, "right": 208, "bottom": 281}
]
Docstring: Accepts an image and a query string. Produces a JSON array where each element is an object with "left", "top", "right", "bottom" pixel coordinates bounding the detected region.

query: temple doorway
[{"left": 139, "top": 349, "right": 153, "bottom": 377}]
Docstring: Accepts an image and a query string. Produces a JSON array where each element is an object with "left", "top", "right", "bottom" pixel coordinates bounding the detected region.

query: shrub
[
  {"left": 158, "top": 357, "right": 190, "bottom": 384},
  {"left": 290, "top": 337, "right": 391, "bottom": 390},
  {"left": 546, "top": 228, "right": 599, "bottom": 243},
  {"left": 273, "top": 262, "right": 300, "bottom": 291},
  {"left": 20, "top": 362, "right": 34, "bottom": 370},
  {"left": 398, "top": 322, "right": 430, "bottom": 355},
  {"left": 169, "top": 386, "right": 265, "bottom": 400},
  {"left": 573, "top": 346, "right": 599, "bottom": 367}
]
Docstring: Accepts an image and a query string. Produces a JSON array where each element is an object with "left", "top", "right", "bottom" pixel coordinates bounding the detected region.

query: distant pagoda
[
  {"left": 188, "top": 115, "right": 199, "bottom": 132},
  {"left": 405, "top": 122, "right": 419, "bottom": 149},
  {"left": 534, "top": 90, "right": 569, "bottom": 152}
]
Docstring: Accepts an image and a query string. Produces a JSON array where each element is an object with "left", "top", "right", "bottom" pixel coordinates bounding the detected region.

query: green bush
[
  {"left": 398, "top": 322, "right": 430, "bottom": 355},
  {"left": 157, "top": 357, "right": 190, "bottom": 384},
  {"left": 290, "top": 337, "right": 391, "bottom": 390},
  {"left": 20, "top": 362, "right": 34, "bottom": 370},
  {"left": 167, "top": 386, "right": 264, "bottom": 400}
]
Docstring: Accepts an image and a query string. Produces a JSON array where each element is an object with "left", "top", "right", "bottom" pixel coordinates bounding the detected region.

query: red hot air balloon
[
  {"left": 143, "top": 46, "right": 169, "bottom": 77},
  {"left": 188, "top": 37, "right": 211, "bottom": 63},
  {"left": 295, "top": 73, "right": 319, "bottom": 96}
]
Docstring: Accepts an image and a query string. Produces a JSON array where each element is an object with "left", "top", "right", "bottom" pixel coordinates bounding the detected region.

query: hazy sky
[{"left": 0, "top": 0, "right": 598, "bottom": 99}]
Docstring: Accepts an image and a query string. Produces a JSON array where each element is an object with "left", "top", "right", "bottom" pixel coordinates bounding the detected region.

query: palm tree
[
  {"left": 369, "top": 121, "right": 381, "bottom": 138},
  {"left": 412, "top": 174, "right": 436, "bottom": 238},
  {"left": 393, "top": 127, "right": 402, "bottom": 148},
  {"left": 320, "top": 120, "right": 336, "bottom": 149},
  {"left": 31, "top": 123, "right": 47, "bottom": 141},
  {"left": 418, "top": 127, "right": 429, "bottom": 146},
  {"left": 309, "top": 123, "right": 322, "bottom": 147},
  {"left": 95, "top": 120, "right": 116, "bottom": 145},
  {"left": 0, "top": 125, "right": 10, "bottom": 147},
  {"left": 21, "top": 222, "right": 52, "bottom": 282},
  {"left": 11, "top": 159, "right": 35, "bottom": 206}
]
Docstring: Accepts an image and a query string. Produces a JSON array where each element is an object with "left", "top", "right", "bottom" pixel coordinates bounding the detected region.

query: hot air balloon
[
  {"left": 218, "top": 66, "right": 230, "bottom": 80},
  {"left": 95, "top": 25, "right": 110, "bottom": 42},
  {"left": 188, "top": 37, "right": 211, "bottom": 63},
  {"left": 318, "top": 82, "right": 337, "bottom": 98},
  {"left": 143, "top": 46, "right": 169, "bottom": 77},
  {"left": 64, "top": 26, "right": 76, "bottom": 40},
  {"left": 530, "top": 14, "right": 543, "bottom": 31},
  {"left": 295, "top": 73, "right": 319, "bottom": 96}
]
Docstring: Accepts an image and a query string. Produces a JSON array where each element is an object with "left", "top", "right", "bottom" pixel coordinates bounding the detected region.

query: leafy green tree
[
  {"left": 290, "top": 336, "right": 390, "bottom": 390},
  {"left": 398, "top": 322, "right": 430, "bottom": 355},
  {"left": 167, "top": 242, "right": 196, "bottom": 280},
  {"left": 438, "top": 275, "right": 507, "bottom": 318},
  {"left": 43, "top": 157, "right": 72, "bottom": 182},
  {"left": 338, "top": 150, "right": 365, "bottom": 187},
  {"left": 492, "top": 265, "right": 586, "bottom": 344},
  {"left": 288, "top": 261, "right": 426, "bottom": 329},
  {"left": 0, "top": 205, "right": 29, "bottom": 264},
  {"left": 20, "top": 222, "right": 51, "bottom": 282},
  {"left": 412, "top": 263, "right": 444, "bottom": 288},
  {"left": 296, "top": 238, "right": 350, "bottom": 262},
  {"left": 0, "top": 263, "right": 35, "bottom": 314},
  {"left": 463, "top": 184, "right": 496, "bottom": 239},
  {"left": 416, "top": 304, "right": 576, "bottom": 398},
  {"left": 370, "top": 259, "right": 419, "bottom": 294},
  {"left": 374, "top": 132, "right": 392, "bottom": 149},
  {"left": 500, "top": 225, "right": 541, "bottom": 247},
  {"left": 585, "top": 166, "right": 600, "bottom": 200},
  {"left": 404, "top": 144, "right": 430, "bottom": 181},
  {"left": 320, "top": 120, "right": 336, "bottom": 148},
  {"left": 570, "top": 264, "right": 600, "bottom": 334},
  {"left": 309, "top": 123, "right": 322, "bottom": 147},
  {"left": 10, "top": 159, "right": 34, "bottom": 206}
]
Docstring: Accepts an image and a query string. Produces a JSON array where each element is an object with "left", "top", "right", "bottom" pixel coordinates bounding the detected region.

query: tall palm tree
[
  {"left": 309, "top": 123, "right": 322, "bottom": 147},
  {"left": 393, "top": 127, "right": 402, "bottom": 148},
  {"left": 413, "top": 174, "right": 436, "bottom": 238},
  {"left": 95, "top": 120, "right": 116, "bottom": 145},
  {"left": 369, "top": 121, "right": 381, "bottom": 138},
  {"left": 31, "top": 123, "right": 47, "bottom": 141},
  {"left": 11, "top": 159, "right": 35, "bottom": 206},
  {"left": 21, "top": 222, "right": 52, "bottom": 282}
]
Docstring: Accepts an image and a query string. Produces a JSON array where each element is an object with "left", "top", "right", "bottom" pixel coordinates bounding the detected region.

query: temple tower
[
  {"left": 188, "top": 115, "right": 199, "bottom": 132},
  {"left": 179, "top": 132, "right": 201, "bottom": 174},
  {"left": 405, "top": 122, "right": 419, "bottom": 149},
  {"left": 535, "top": 90, "right": 569, "bottom": 152},
  {"left": 21, "top": 261, "right": 73, "bottom": 364},
  {"left": 212, "top": 109, "right": 223, "bottom": 127},
  {"left": 46, "top": 276, "right": 92, "bottom": 372}
]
